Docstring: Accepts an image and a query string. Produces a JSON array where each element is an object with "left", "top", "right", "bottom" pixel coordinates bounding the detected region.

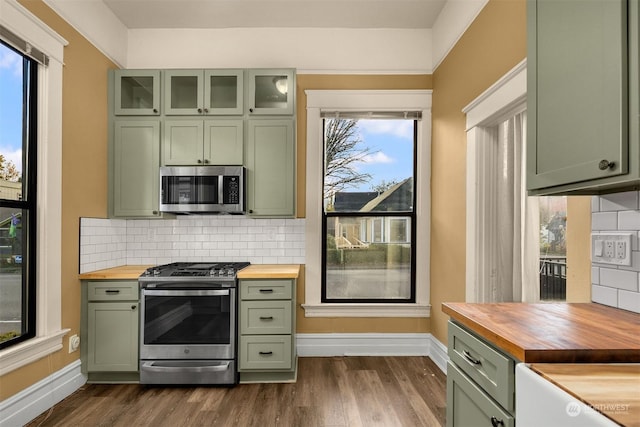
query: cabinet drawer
[
  {"left": 446, "top": 362, "right": 514, "bottom": 427},
  {"left": 241, "top": 300, "right": 292, "bottom": 335},
  {"left": 448, "top": 321, "right": 515, "bottom": 412},
  {"left": 87, "top": 281, "right": 139, "bottom": 301},
  {"left": 240, "top": 279, "right": 292, "bottom": 300},
  {"left": 240, "top": 335, "right": 292, "bottom": 370}
]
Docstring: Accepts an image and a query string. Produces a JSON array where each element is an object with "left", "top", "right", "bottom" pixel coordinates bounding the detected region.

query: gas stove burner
[{"left": 140, "top": 262, "right": 250, "bottom": 281}]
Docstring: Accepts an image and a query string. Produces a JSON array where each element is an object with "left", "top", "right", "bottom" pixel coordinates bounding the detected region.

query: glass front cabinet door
[
  {"left": 114, "top": 70, "right": 160, "bottom": 116},
  {"left": 247, "top": 69, "right": 295, "bottom": 115},
  {"left": 164, "top": 69, "right": 244, "bottom": 115}
]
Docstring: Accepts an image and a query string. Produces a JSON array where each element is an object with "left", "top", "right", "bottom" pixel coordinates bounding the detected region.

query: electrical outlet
[{"left": 591, "top": 233, "right": 633, "bottom": 266}]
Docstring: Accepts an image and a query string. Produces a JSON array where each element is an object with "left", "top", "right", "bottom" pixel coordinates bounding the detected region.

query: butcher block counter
[
  {"left": 78, "top": 265, "right": 152, "bottom": 280},
  {"left": 442, "top": 302, "right": 640, "bottom": 363},
  {"left": 528, "top": 363, "right": 640, "bottom": 427},
  {"left": 237, "top": 264, "right": 300, "bottom": 279}
]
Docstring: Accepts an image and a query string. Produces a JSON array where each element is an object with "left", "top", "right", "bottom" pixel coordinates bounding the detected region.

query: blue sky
[
  {"left": 348, "top": 119, "right": 414, "bottom": 192},
  {"left": 0, "top": 42, "right": 24, "bottom": 174}
]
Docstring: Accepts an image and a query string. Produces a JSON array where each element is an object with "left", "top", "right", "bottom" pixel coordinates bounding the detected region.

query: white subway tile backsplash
[
  {"left": 618, "top": 289, "right": 640, "bottom": 313},
  {"left": 591, "top": 212, "right": 618, "bottom": 230},
  {"left": 592, "top": 192, "right": 640, "bottom": 313},
  {"left": 80, "top": 216, "right": 306, "bottom": 273},
  {"left": 599, "top": 191, "right": 639, "bottom": 211}
]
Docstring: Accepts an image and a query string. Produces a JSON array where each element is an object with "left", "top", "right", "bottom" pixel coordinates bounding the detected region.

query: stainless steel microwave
[{"left": 159, "top": 166, "right": 245, "bottom": 214}]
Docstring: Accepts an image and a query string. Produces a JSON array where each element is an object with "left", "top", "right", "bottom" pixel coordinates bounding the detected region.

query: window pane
[
  {"left": 322, "top": 118, "right": 416, "bottom": 302},
  {"left": 326, "top": 216, "right": 412, "bottom": 300},
  {"left": 0, "top": 40, "right": 35, "bottom": 348},
  {"left": 0, "top": 43, "right": 24, "bottom": 190},
  {"left": 539, "top": 196, "right": 567, "bottom": 301},
  {"left": 0, "top": 207, "right": 24, "bottom": 344},
  {"left": 324, "top": 118, "right": 414, "bottom": 212}
]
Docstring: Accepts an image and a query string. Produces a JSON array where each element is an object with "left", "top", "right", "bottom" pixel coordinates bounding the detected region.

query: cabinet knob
[
  {"left": 197, "top": 108, "right": 203, "bottom": 113},
  {"left": 490, "top": 417, "right": 504, "bottom": 427},
  {"left": 203, "top": 108, "right": 209, "bottom": 114},
  {"left": 153, "top": 108, "right": 158, "bottom": 113},
  {"left": 204, "top": 159, "right": 209, "bottom": 164},
  {"left": 249, "top": 108, "right": 254, "bottom": 113},
  {"left": 152, "top": 210, "right": 158, "bottom": 215},
  {"left": 131, "top": 305, "right": 137, "bottom": 310},
  {"left": 197, "top": 159, "right": 203, "bottom": 163},
  {"left": 598, "top": 159, "right": 615, "bottom": 170}
]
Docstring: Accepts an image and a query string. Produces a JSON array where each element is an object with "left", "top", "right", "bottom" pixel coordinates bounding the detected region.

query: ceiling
[{"left": 101, "top": 0, "right": 448, "bottom": 29}]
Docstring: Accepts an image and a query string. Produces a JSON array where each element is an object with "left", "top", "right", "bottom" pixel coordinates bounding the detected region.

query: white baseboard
[
  {"left": 0, "top": 360, "right": 86, "bottom": 427},
  {"left": 296, "top": 333, "right": 449, "bottom": 373}
]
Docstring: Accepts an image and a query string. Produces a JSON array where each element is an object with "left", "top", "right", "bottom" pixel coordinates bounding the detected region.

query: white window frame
[
  {"left": 0, "top": 0, "right": 68, "bottom": 375},
  {"left": 464, "top": 59, "right": 527, "bottom": 303},
  {"left": 303, "top": 90, "right": 432, "bottom": 317}
]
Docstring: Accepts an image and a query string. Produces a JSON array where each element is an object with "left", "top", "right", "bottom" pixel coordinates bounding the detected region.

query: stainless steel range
[{"left": 138, "top": 262, "right": 249, "bottom": 385}]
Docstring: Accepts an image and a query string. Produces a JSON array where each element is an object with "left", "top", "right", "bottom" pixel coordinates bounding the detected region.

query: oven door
[{"left": 140, "top": 287, "right": 236, "bottom": 360}]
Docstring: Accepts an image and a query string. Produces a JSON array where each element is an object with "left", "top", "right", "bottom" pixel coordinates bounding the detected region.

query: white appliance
[{"left": 515, "top": 363, "right": 617, "bottom": 427}]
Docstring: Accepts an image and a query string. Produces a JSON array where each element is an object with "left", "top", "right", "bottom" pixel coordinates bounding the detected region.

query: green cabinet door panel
[
  {"left": 114, "top": 69, "right": 160, "bottom": 116},
  {"left": 87, "top": 302, "right": 139, "bottom": 372},
  {"left": 113, "top": 121, "right": 161, "bottom": 217},
  {"left": 246, "top": 119, "right": 295, "bottom": 217},
  {"left": 247, "top": 69, "right": 295, "bottom": 115},
  {"left": 527, "top": 0, "right": 640, "bottom": 194},
  {"left": 204, "top": 120, "right": 244, "bottom": 165},
  {"left": 446, "top": 362, "right": 515, "bottom": 427},
  {"left": 163, "top": 120, "right": 204, "bottom": 165}
]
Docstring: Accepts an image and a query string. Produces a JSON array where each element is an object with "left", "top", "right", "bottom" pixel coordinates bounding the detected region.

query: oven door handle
[
  {"left": 142, "top": 289, "right": 230, "bottom": 297},
  {"left": 141, "top": 361, "right": 231, "bottom": 373}
]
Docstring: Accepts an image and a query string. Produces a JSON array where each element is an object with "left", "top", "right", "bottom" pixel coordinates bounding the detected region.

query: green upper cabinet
[
  {"left": 247, "top": 69, "right": 295, "bottom": 115},
  {"left": 246, "top": 119, "right": 295, "bottom": 217},
  {"left": 114, "top": 69, "right": 160, "bottom": 116},
  {"left": 113, "top": 120, "right": 161, "bottom": 217},
  {"left": 164, "top": 69, "right": 244, "bottom": 115},
  {"left": 163, "top": 119, "right": 244, "bottom": 165},
  {"left": 527, "top": 0, "right": 640, "bottom": 195}
]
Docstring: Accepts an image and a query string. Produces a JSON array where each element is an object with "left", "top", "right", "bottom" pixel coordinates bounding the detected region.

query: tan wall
[
  {"left": 295, "top": 74, "right": 433, "bottom": 333},
  {"left": 0, "top": 0, "right": 115, "bottom": 400},
  {"left": 430, "top": 0, "right": 528, "bottom": 344}
]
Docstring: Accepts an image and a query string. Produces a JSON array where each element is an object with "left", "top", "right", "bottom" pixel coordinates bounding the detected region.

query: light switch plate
[{"left": 591, "top": 233, "right": 633, "bottom": 266}]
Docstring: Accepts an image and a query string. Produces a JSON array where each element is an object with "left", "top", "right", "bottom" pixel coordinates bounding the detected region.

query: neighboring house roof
[
  {"left": 360, "top": 177, "right": 413, "bottom": 212},
  {"left": 333, "top": 191, "right": 379, "bottom": 211}
]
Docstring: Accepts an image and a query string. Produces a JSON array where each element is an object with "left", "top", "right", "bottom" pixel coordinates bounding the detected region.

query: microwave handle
[{"left": 218, "top": 175, "right": 224, "bottom": 204}]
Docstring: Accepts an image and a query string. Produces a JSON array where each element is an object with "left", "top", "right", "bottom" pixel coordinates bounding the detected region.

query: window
[
  {"left": 304, "top": 90, "right": 431, "bottom": 317},
  {"left": 0, "top": 2, "right": 67, "bottom": 375},
  {"left": 322, "top": 117, "right": 416, "bottom": 302},
  {"left": 465, "top": 60, "right": 568, "bottom": 304},
  {"left": 0, "top": 40, "right": 37, "bottom": 349}
]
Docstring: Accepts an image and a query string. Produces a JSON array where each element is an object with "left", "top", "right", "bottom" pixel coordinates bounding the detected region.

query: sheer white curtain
[{"left": 494, "top": 112, "right": 540, "bottom": 302}]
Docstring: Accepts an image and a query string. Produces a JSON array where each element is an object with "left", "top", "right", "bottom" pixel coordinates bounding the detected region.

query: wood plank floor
[{"left": 27, "top": 357, "right": 446, "bottom": 427}]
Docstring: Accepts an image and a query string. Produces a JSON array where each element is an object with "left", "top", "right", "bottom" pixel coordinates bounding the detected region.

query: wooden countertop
[
  {"left": 79, "top": 265, "right": 152, "bottom": 280},
  {"left": 79, "top": 264, "right": 300, "bottom": 280},
  {"left": 529, "top": 363, "right": 640, "bottom": 427},
  {"left": 237, "top": 264, "right": 300, "bottom": 279},
  {"left": 442, "top": 302, "right": 640, "bottom": 363}
]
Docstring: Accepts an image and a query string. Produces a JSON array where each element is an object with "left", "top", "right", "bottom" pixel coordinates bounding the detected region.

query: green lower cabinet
[
  {"left": 238, "top": 278, "right": 297, "bottom": 383},
  {"left": 87, "top": 302, "right": 139, "bottom": 372},
  {"left": 81, "top": 280, "right": 140, "bottom": 382},
  {"left": 447, "top": 362, "right": 515, "bottom": 427},
  {"left": 446, "top": 321, "right": 517, "bottom": 427}
]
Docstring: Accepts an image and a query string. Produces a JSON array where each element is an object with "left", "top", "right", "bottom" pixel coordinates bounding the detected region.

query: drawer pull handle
[
  {"left": 490, "top": 416, "right": 504, "bottom": 427},
  {"left": 105, "top": 290, "right": 120, "bottom": 294},
  {"left": 259, "top": 316, "right": 274, "bottom": 321},
  {"left": 259, "top": 289, "right": 274, "bottom": 293},
  {"left": 259, "top": 351, "right": 273, "bottom": 356},
  {"left": 463, "top": 350, "right": 481, "bottom": 365}
]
